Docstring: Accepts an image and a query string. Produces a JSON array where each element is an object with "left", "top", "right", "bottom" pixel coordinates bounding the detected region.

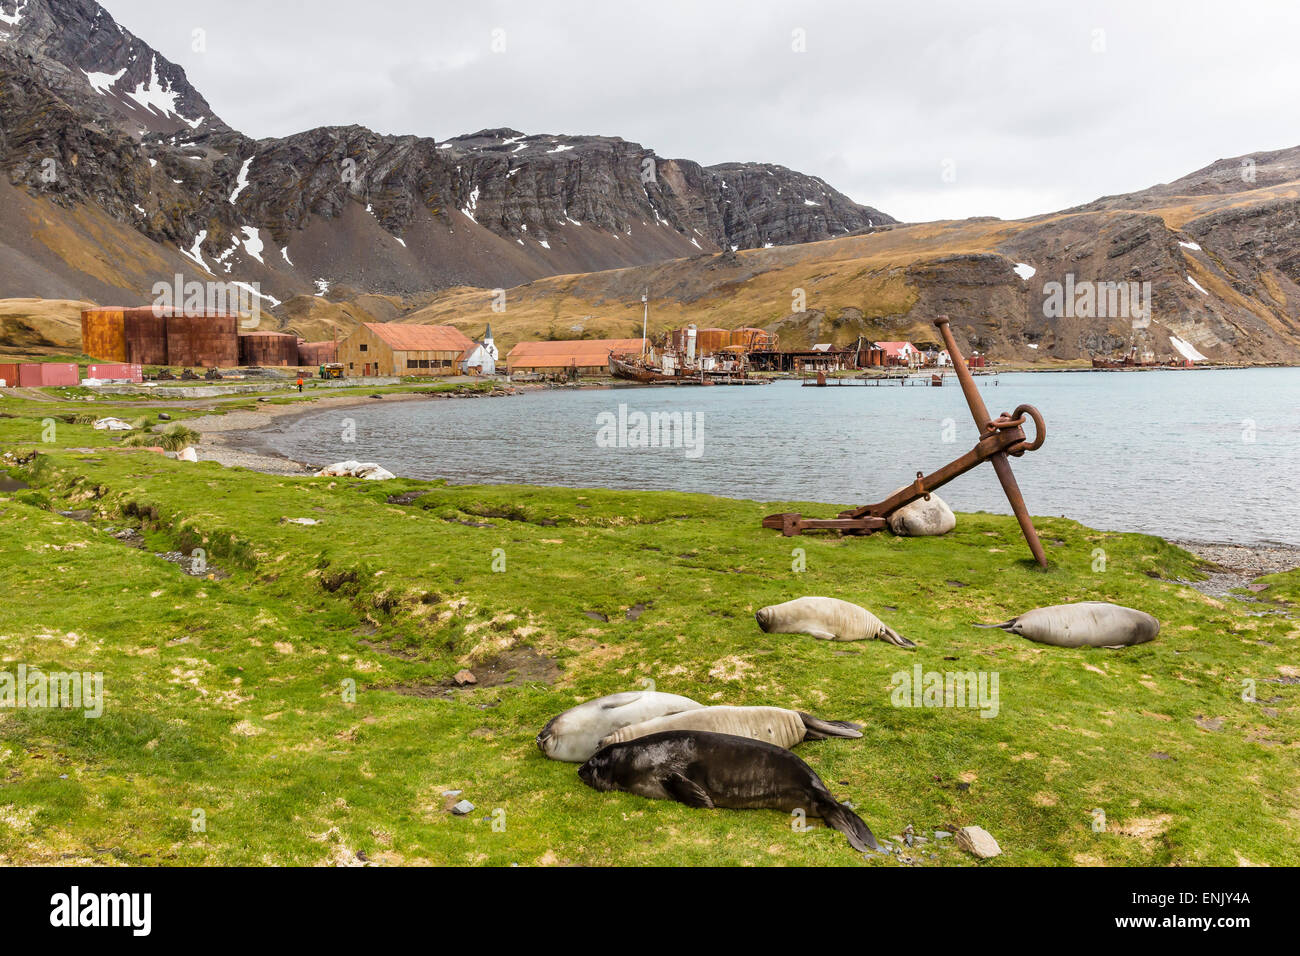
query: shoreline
[{"left": 190, "top": 388, "right": 1300, "bottom": 591}]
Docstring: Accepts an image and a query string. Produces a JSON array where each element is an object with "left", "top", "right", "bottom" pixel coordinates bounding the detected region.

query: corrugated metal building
[
  {"left": 0, "top": 363, "right": 20, "bottom": 387},
  {"left": 338, "top": 323, "right": 475, "bottom": 377},
  {"left": 506, "top": 338, "right": 645, "bottom": 376}
]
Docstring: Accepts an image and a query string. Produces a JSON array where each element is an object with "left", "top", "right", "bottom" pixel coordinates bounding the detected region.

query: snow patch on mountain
[
  {"left": 84, "top": 67, "right": 126, "bottom": 95},
  {"left": 229, "top": 157, "right": 253, "bottom": 204}
]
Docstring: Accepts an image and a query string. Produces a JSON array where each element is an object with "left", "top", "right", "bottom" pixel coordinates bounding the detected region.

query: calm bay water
[{"left": 265, "top": 369, "right": 1300, "bottom": 546}]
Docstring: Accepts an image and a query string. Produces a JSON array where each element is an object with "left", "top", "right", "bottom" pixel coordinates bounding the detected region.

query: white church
[{"left": 459, "top": 323, "right": 498, "bottom": 375}]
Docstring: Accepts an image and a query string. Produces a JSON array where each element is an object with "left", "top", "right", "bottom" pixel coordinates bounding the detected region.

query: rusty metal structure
[
  {"left": 238, "top": 331, "right": 299, "bottom": 367},
  {"left": 763, "top": 315, "right": 1049, "bottom": 567},
  {"left": 297, "top": 340, "right": 337, "bottom": 366},
  {"left": 166, "top": 314, "right": 239, "bottom": 367},
  {"left": 81, "top": 307, "right": 169, "bottom": 365}
]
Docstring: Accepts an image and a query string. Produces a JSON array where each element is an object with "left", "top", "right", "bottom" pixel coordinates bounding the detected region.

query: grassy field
[{"left": 0, "top": 393, "right": 1296, "bottom": 866}]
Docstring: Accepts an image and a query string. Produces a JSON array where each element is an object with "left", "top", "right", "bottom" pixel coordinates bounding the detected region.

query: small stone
[
  {"left": 934, "top": 830, "right": 952, "bottom": 839},
  {"left": 157, "top": 413, "right": 171, "bottom": 421},
  {"left": 453, "top": 670, "right": 477, "bottom": 686},
  {"left": 1194, "top": 715, "right": 1224, "bottom": 732},
  {"left": 451, "top": 799, "right": 475, "bottom": 815},
  {"left": 955, "top": 826, "right": 1001, "bottom": 859}
]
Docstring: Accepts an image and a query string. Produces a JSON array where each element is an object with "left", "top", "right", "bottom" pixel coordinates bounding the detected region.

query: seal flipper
[
  {"left": 878, "top": 624, "right": 917, "bottom": 648},
  {"left": 663, "top": 772, "right": 714, "bottom": 809},
  {"left": 815, "top": 794, "right": 879, "bottom": 852},
  {"left": 973, "top": 618, "right": 1017, "bottom": 631},
  {"left": 805, "top": 628, "right": 838, "bottom": 641},
  {"left": 797, "top": 712, "right": 864, "bottom": 740}
]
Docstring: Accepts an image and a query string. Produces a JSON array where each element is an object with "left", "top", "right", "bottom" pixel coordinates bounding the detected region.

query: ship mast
[{"left": 641, "top": 289, "right": 649, "bottom": 357}]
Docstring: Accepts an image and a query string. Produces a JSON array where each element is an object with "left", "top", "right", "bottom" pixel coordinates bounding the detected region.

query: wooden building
[
  {"left": 338, "top": 323, "right": 475, "bottom": 377},
  {"left": 506, "top": 338, "right": 645, "bottom": 377}
]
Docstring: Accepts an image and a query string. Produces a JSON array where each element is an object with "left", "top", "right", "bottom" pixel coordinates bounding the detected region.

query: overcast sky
[{"left": 105, "top": 0, "right": 1300, "bottom": 223}]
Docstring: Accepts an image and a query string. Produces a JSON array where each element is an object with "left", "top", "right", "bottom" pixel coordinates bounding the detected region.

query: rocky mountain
[
  {"left": 404, "top": 185, "right": 1300, "bottom": 365},
  {"left": 2, "top": 0, "right": 1298, "bottom": 366},
  {"left": 0, "top": 0, "right": 893, "bottom": 316}
]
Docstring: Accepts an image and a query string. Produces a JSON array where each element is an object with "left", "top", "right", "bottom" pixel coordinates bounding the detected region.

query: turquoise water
[{"left": 265, "top": 368, "right": 1300, "bottom": 546}]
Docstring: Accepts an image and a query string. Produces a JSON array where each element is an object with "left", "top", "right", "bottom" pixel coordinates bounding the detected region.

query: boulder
[
  {"left": 955, "top": 825, "right": 1002, "bottom": 859},
  {"left": 314, "top": 460, "right": 396, "bottom": 480},
  {"left": 887, "top": 489, "right": 956, "bottom": 536}
]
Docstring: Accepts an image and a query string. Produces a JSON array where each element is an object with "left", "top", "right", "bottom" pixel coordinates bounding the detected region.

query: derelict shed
[
  {"left": 506, "top": 338, "right": 645, "bottom": 376},
  {"left": 338, "top": 323, "right": 475, "bottom": 377}
]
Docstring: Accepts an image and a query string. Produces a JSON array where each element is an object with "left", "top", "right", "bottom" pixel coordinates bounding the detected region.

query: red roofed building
[
  {"left": 338, "top": 322, "right": 476, "bottom": 377},
  {"left": 506, "top": 338, "right": 646, "bottom": 377},
  {"left": 874, "top": 341, "right": 920, "bottom": 367}
]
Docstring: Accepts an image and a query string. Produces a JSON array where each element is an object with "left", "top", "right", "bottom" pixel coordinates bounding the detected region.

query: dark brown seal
[{"left": 577, "top": 730, "right": 880, "bottom": 852}]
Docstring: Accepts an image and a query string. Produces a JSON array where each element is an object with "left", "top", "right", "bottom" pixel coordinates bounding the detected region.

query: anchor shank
[
  {"left": 935, "top": 315, "right": 994, "bottom": 433},
  {"left": 990, "top": 452, "right": 1048, "bottom": 567}
]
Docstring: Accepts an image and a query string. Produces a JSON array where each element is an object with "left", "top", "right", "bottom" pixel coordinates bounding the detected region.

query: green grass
[{"left": 0, "top": 396, "right": 1296, "bottom": 867}]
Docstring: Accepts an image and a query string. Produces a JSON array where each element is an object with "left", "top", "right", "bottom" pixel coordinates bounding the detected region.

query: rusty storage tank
[
  {"left": 694, "top": 328, "right": 730, "bottom": 356},
  {"left": 297, "top": 340, "right": 338, "bottom": 366},
  {"left": 239, "top": 331, "right": 299, "bottom": 367},
  {"left": 730, "top": 327, "right": 772, "bottom": 350},
  {"left": 166, "top": 313, "right": 239, "bottom": 367},
  {"left": 81, "top": 308, "right": 170, "bottom": 365}
]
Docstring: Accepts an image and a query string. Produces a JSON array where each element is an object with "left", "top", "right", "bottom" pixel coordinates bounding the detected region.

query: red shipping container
[
  {"left": 19, "top": 363, "right": 79, "bottom": 387},
  {"left": 86, "top": 363, "right": 144, "bottom": 382},
  {"left": 0, "top": 363, "right": 18, "bottom": 387}
]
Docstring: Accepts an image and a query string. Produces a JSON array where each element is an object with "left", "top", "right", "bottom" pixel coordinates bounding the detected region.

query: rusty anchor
[{"left": 762, "top": 315, "right": 1050, "bottom": 567}]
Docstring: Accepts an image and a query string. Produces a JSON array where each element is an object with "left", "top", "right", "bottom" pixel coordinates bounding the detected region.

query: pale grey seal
[
  {"left": 975, "top": 601, "right": 1159, "bottom": 648},
  {"left": 599, "top": 705, "right": 862, "bottom": 750},
  {"left": 536, "top": 691, "right": 703, "bottom": 762},
  {"left": 756, "top": 596, "right": 915, "bottom": 647}
]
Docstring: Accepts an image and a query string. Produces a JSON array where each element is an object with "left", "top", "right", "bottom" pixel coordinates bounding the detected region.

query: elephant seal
[
  {"left": 887, "top": 490, "right": 956, "bottom": 537},
  {"left": 975, "top": 601, "right": 1159, "bottom": 648},
  {"left": 599, "top": 706, "right": 863, "bottom": 750},
  {"left": 536, "top": 691, "right": 703, "bottom": 762},
  {"left": 578, "top": 730, "right": 880, "bottom": 852},
  {"left": 756, "top": 596, "right": 915, "bottom": 647}
]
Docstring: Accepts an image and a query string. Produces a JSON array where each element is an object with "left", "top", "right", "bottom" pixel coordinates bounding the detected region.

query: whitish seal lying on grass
[
  {"left": 536, "top": 691, "right": 703, "bottom": 762},
  {"left": 578, "top": 730, "right": 880, "bottom": 852},
  {"left": 599, "top": 706, "right": 863, "bottom": 750},
  {"left": 756, "top": 596, "right": 915, "bottom": 647},
  {"left": 975, "top": 601, "right": 1159, "bottom": 648},
  {"left": 887, "top": 491, "right": 956, "bottom": 537}
]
